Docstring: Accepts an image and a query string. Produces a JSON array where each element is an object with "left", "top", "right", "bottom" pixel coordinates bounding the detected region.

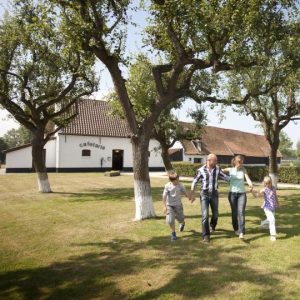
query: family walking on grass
[{"left": 162, "top": 153, "right": 279, "bottom": 243}]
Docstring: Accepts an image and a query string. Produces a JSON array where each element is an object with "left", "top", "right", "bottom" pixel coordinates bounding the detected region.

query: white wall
[
  {"left": 183, "top": 154, "right": 207, "bottom": 164},
  {"left": 149, "top": 139, "right": 164, "bottom": 167},
  {"left": 45, "top": 139, "right": 56, "bottom": 168},
  {"left": 57, "top": 134, "right": 164, "bottom": 168},
  {"left": 6, "top": 139, "right": 56, "bottom": 169},
  {"left": 6, "top": 146, "right": 32, "bottom": 168},
  {"left": 6, "top": 135, "right": 164, "bottom": 170},
  {"left": 172, "top": 141, "right": 183, "bottom": 149},
  {"left": 170, "top": 141, "right": 207, "bottom": 164}
]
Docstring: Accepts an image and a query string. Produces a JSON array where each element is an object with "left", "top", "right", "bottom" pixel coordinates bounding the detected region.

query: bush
[
  {"left": 279, "top": 166, "right": 300, "bottom": 184},
  {"left": 104, "top": 170, "right": 120, "bottom": 177},
  {"left": 172, "top": 162, "right": 199, "bottom": 177},
  {"left": 172, "top": 162, "right": 300, "bottom": 184},
  {"left": 244, "top": 166, "right": 268, "bottom": 182}
]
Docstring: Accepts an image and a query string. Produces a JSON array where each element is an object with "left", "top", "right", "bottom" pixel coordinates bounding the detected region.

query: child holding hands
[
  {"left": 252, "top": 176, "right": 279, "bottom": 241},
  {"left": 163, "top": 172, "right": 190, "bottom": 241}
]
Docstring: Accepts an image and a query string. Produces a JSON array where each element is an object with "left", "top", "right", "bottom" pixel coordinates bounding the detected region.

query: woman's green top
[{"left": 229, "top": 167, "right": 246, "bottom": 193}]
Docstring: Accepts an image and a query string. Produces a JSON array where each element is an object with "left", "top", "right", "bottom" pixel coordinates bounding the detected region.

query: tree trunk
[
  {"left": 269, "top": 145, "right": 279, "bottom": 189},
  {"left": 132, "top": 135, "right": 156, "bottom": 220},
  {"left": 161, "top": 143, "right": 173, "bottom": 172},
  {"left": 32, "top": 131, "right": 51, "bottom": 193}
]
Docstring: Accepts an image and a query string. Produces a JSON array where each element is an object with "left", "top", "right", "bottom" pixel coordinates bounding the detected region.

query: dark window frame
[{"left": 82, "top": 149, "right": 91, "bottom": 157}]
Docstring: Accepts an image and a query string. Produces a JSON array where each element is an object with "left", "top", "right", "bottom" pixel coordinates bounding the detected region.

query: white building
[
  {"left": 5, "top": 100, "right": 280, "bottom": 173},
  {"left": 169, "top": 122, "right": 281, "bottom": 166},
  {"left": 5, "top": 100, "right": 164, "bottom": 172}
]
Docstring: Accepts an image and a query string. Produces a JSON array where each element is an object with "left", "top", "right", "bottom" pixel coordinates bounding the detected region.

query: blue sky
[{"left": 0, "top": 0, "right": 299, "bottom": 146}]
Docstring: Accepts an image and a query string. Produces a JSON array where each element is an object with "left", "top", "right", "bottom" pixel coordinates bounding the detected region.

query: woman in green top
[{"left": 222, "top": 155, "right": 253, "bottom": 239}]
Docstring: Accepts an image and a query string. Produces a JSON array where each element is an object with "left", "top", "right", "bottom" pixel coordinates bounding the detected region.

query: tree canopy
[
  {"left": 0, "top": 1, "right": 98, "bottom": 192},
  {"left": 0, "top": 2, "right": 97, "bottom": 138},
  {"left": 0, "top": 137, "right": 7, "bottom": 163},
  {"left": 279, "top": 131, "right": 295, "bottom": 158},
  {"left": 2, "top": 126, "right": 32, "bottom": 149}
]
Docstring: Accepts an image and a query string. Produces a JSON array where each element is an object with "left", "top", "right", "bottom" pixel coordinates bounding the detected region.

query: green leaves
[
  {"left": 0, "top": 0, "right": 97, "bottom": 135},
  {"left": 2, "top": 126, "right": 32, "bottom": 148},
  {"left": 146, "top": 0, "right": 298, "bottom": 68},
  {"left": 51, "top": 0, "right": 132, "bottom": 62}
]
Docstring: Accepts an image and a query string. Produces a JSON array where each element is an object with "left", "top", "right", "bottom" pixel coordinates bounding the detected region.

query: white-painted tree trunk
[
  {"left": 134, "top": 179, "right": 156, "bottom": 220},
  {"left": 268, "top": 141, "right": 280, "bottom": 189},
  {"left": 269, "top": 173, "right": 278, "bottom": 189},
  {"left": 37, "top": 172, "right": 52, "bottom": 193},
  {"left": 132, "top": 135, "right": 156, "bottom": 220},
  {"left": 32, "top": 131, "right": 52, "bottom": 193}
]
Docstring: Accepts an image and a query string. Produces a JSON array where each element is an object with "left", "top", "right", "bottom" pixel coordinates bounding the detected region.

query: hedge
[
  {"left": 104, "top": 170, "right": 121, "bottom": 177},
  {"left": 172, "top": 162, "right": 300, "bottom": 184},
  {"left": 279, "top": 166, "right": 300, "bottom": 184}
]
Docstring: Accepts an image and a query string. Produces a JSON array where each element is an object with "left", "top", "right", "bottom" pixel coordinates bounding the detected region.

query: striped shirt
[{"left": 191, "top": 165, "right": 229, "bottom": 191}]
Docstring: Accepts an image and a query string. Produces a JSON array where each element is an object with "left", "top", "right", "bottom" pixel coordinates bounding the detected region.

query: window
[
  {"left": 82, "top": 149, "right": 91, "bottom": 157},
  {"left": 194, "top": 158, "right": 202, "bottom": 163},
  {"left": 193, "top": 140, "right": 202, "bottom": 152}
]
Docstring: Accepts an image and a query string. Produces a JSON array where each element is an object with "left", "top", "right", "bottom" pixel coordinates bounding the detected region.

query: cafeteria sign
[{"left": 79, "top": 141, "right": 105, "bottom": 150}]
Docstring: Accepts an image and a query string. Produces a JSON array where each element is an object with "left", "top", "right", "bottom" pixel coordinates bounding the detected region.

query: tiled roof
[
  {"left": 60, "top": 100, "right": 279, "bottom": 158},
  {"left": 168, "top": 148, "right": 181, "bottom": 155},
  {"left": 4, "top": 138, "right": 56, "bottom": 153},
  {"left": 61, "top": 99, "right": 131, "bottom": 137},
  {"left": 179, "top": 122, "right": 281, "bottom": 158}
]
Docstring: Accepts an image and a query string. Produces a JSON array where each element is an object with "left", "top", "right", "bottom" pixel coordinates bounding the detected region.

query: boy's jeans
[
  {"left": 200, "top": 190, "right": 219, "bottom": 238},
  {"left": 228, "top": 192, "right": 247, "bottom": 234}
]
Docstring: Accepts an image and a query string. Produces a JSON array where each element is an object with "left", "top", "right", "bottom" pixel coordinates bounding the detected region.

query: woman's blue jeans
[{"left": 228, "top": 192, "right": 247, "bottom": 234}]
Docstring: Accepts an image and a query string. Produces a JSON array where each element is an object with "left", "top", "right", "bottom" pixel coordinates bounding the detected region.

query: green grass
[{"left": 0, "top": 173, "right": 300, "bottom": 300}]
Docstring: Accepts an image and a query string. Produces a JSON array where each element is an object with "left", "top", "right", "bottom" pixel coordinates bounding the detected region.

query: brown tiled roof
[
  {"left": 60, "top": 100, "right": 279, "bottom": 158},
  {"left": 4, "top": 137, "right": 56, "bottom": 153},
  {"left": 179, "top": 122, "right": 281, "bottom": 158},
  {"left": 168, "top": 148, "right": 181, "bottom": 155},
  {"left": 4, "top": 143, "right": 32, "bottom": 153},
  {"left": 61, "top": 99, "right": 131, "bottom": 137}
]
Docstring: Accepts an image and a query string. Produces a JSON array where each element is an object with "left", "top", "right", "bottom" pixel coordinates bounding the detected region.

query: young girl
[{"left": 252, "top": 176, "right": 279, "bottom": 241}]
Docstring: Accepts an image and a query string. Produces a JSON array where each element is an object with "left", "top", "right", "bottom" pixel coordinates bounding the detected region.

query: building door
[{"left": 112, "top": 149, "right": 123, "bottom": 170}]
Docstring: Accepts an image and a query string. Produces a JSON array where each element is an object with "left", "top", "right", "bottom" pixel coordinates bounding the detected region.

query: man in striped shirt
[{"left": 190, "top": 153, "right": 229, "bottom": 243}]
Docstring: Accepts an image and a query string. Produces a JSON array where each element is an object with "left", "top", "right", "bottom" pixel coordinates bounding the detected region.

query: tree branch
[
  {"left": 0, "top": 69, "right": 24, "bottom": 83},
  {"left": 187, "top": 91, "right": 251, "bottom": 106},
  {"left": 166, "top": 21, "right": 187, "bottom": 58},
  {"left": 44, "top": 112, "right": 78, "bottom": 143},
  {"left": 152, "top": 64, "right": 172, "bottom": 97},
  {"left": 36, "top": 75, "right": 78, "bottom": 113}
]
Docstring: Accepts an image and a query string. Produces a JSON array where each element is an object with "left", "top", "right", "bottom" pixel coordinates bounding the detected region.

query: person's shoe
[
  {"left": 202, "top": 236, "right": 210, "bottom": 243},
  {"left": 179, "top": 223, "right": 185, "bottom": 232},
  {"left": 171, "top": 232, "right": 177, "bottom": 241},
  {"left": 270, "top": 236, "right": 276, "bottom": 241},
  {"left": 210, "top": 226, "right": 215, "bottom": 234},
  {"left": 239, "top": 233, "right": 244, "bottom": 239},
  {"left": 234, "top": 230, "right": 239, "bottom": 236}
]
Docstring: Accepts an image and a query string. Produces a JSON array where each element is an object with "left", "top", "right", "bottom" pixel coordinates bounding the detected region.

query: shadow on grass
[
  {"left": 237, "top": 192, "right": 300, "bottom": 242},
  {"left": 52, "top": 187, "right": 165, "bottom": 203},
  {"left": 52, "top": 187, "right": 300, "bottom": 242},
  {"left": 52, "top": 188, "right": 134, "bottom": 202},
  {"left": 0, "top": 236, "right": 291, "bottom": 300}
]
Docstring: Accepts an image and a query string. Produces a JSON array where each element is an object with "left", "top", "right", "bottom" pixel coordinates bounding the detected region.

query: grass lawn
[{"left": 0, "top": 173, "right": 300, "bottom": 300}]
